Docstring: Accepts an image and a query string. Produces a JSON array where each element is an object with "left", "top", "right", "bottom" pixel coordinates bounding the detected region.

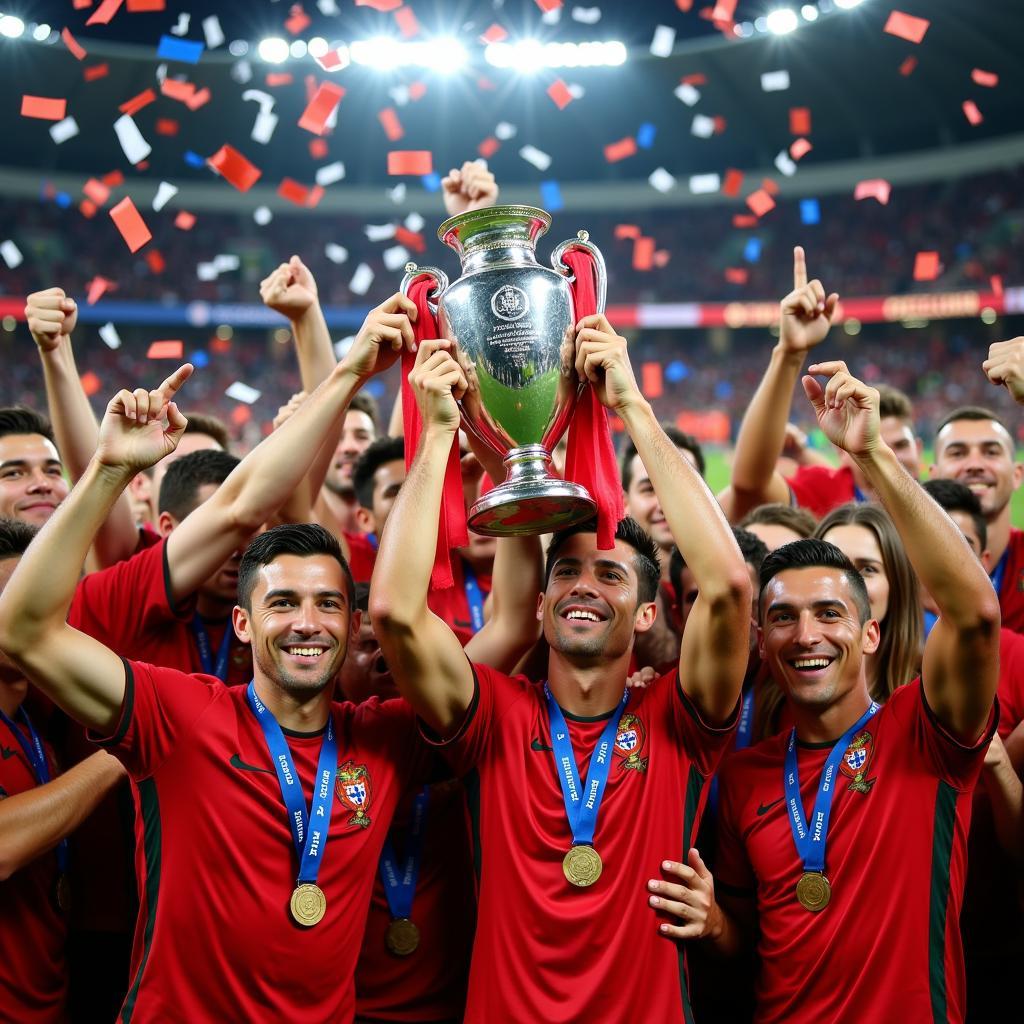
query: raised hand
[
  {"left": 647, "top": 849, "right": 720, "bottom": 941},
  {"left": 408, "top": 339, "right": 467, "bottom": 435},
  {"left": 983, "top": 337, "right": 1024, "bottom": 405},
  {"left": 25, "top": 287, "right": 78, "bottom": 352},
  {"left": 574, "top": 314, "right": 642, "bottom": 413},
  {"left": 442, "top": 160, "right": 499, "bottom": 217},
  {"left": 259, "top": 255, "right": 319, "bottom": 320},
  {"left": 779, "top": 246, "right": 839, "bottom": 355},
  {"left": 342, "top": 293, "right": 418, "bottom": 381},
  {"left": 802, "top": 360, "right": 880, "bottom": 459},
  {"left": 95, "top": 364, "right": 193, "bottom": 474}
]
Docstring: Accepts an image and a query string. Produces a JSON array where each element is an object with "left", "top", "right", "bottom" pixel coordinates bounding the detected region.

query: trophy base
[{"left": 467, "top": 445, "right": 596, "bottom": 537}]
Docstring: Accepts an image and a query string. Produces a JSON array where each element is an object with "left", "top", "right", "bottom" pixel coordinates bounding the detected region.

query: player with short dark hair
[
  {"left": 739, "top": 502, "right": 818, "bottom": 551},
  {"left": 0, "top": 406, "right": 69, "bottom": 528},
  {"left": 157, "top": 448, "right": 241, "bottom": 522}
]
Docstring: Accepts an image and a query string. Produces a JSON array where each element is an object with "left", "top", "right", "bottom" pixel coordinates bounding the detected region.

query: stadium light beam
[
  {"left": 349, "top": 37, "right": 468, "bottom": 72},
  {"left": 834, "top": 0, "right": 865, "bottom": 9},
  {"left": 484, "top": 39, "right": 626, "bottom": 70},
  {"left": 257, "top": 37, "right": 289, "bottom": 64},
  {"left": 0, "top": 15, "right": 26, "bottom": 38},
  {"left": 766, "top": 9, "right": 800, "bottom": 34}
]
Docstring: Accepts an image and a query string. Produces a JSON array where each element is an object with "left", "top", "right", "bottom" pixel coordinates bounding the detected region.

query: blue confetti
[
  {"left": 800, "top": 198, "right": 820, "bottom": 225},
  {"left": 540, "top": 180, "right": 564, "bottom": 212},
  {"left": 184, "top": 150, "right": 206, "bottom": 167},
  {"left": 189, "top": 350, "right": 210, "bottom": 369},
  {"left": 157, "top": 36, "right": 204, "bottom": 65},
  {"left": 421, "top": 172, "right": 441, "bottom": 192},
  {"left": 636, "top": 123, "right": 657, "bottom": 149},
  {"left": 364, "top": 379, "right": 386, "bottom": 399},
  {"left": 54, "top": 192, "right": 72, "bottom": 209},
  {"left": 743, "top": 237, "right": 762, "bottom": 263},
  {"left": 714, "top": 380, "right": 734, "bottom": 400},
  {"left": 665, "top": 360, "right": 689, "bottom": 382}
]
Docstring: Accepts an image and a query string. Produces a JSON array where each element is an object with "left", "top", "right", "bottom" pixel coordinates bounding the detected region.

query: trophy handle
[
  {"left": 400, "top": 261, "right": 449, "bottom": 316},
  {"left": 550, "top": 230, "right": 607, "bottom": 314}
]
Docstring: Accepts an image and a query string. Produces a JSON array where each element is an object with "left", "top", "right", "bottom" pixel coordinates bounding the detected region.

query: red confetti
[
  {"left": 615, "top": 224, "right": 641, "bottom": 240},
  {"left": 913, "top": 251, "right": 940, "bottom": 281},
  {"left": 534, "top": 0, "right": 563, "bottom": 11},
  {"left": 476, "top": 76, "right": 496, "bottom": 91},
  {"left": 547, "top": 79, "right": 574, "bottom": 110},
  {"left": 84, "top": 63, "right": 110, "bottom": 82},
  {"left": 185, "top": 88, "right": 210, "bottom": 111},
  {"left": 160, "top": 78, "right": 195, "bottom": 103},
  {"left": 284, "top": 4, "right": 311, "bottom": 35},
  {"left": 156, "top": 118, "right": 179, "bottom": 136},
  {"left": 174, "top": 211, "right": 195, "bottom": 230},
  {"left": 790, "top": 138, "right": 813, "bottom": 161},
  {"left": 207, "top": 145, "right": 262, "bottom": 192},
  {"left": 126, "top": 0, "right": 166, "bottom": 8},
  {"left": 675, "top": 0, "right": 694, "bottom": 11},
  {"left": 725, "top": 268, "right": 749, "bottom": 285},
  {"left": 604, "top": 137, "right": 637, "bottom": 163},
  {"left": 481, "top": 24, "right": 508, "bottom": 44},
  {"left": 653, "top": 250, "right": 671, "bottom": 269},
  {"left": 884, "top": 10, "right": 930, "bottom": 45},
  {"left": 21, "top": 96, "right": 67, "bottom": 121},
  {"left": 722, "top": 168, "right": 744, "bottom": 197},
  {"left": 80, "top": 372, "right": 102, "bottom": 397},
  {"left": 746, "top": 189, "right": 776, "bottom": 218},
  {"left": 147, "top": 340, "right": 184, "bottom": 360},
  {"left": 109, "top": 196, "right": 152, "bottom": 253},
  {"left": 732, "top": 214, "right": 758, "bottom": 229},
  {"left": 761, "top": 178, "right": 780, "bottom": 196},
  {"left": 83, "top": 178, "right": 111, "bottom": 206},
  {"left": 61, "top": 28, "right": 87, "bottom": 60},
  {"left": 144, "top": 249, "right": 165, "bottom": 274},
  {"left": 408, "top": 81, "right": 427, "bottom": 101},
  {"left": 120, "top": 88, "right": 156, "bottom": 115},
  {"left": 478, "top": 136, "right": 500, "bottom": 159},
  {"left": 355, "top": 0, "right": 403, "bottom": 9},
  {"left": 681, "top": 73, "right": 706, "bottom": 86},
  {"left": 298, "top": 82, "right": 345, "bottom": 136},
  {"left": 73, "top": 1, "right": 94, "bottom": 8},
  {"left": 309, "top": 138, "right": 328, "bottom": 159},
  {"left": 854, "top": 178, "right": 891, "bottom": 205},
  {"left": 789, "top": 107, "right": 811, "bottom": 136},
  {"left": 711, "top": 0, "right": 737, "bottom": 21},
  {"left": 387, "top": 151, "right": 433, "bottom": 176},
  {"left": 899, "top": 56, "right": 918, "bottom": 76},
  {"left": 991, "top": 275, "right": 1004, "bottom": 297},
  {"left": 962, "top": 100, "right": 983, "bottom": 126},
  {"left": 394, "top": 6, "right": 420, "bottom": 38},
  {"left": 102, "top": 170, "right": 124, "bottom": 187},
  {"left": 86, "top": 0, "right": 124, "bottom": 25},
  {"left": 277, "top": 179, "right": 324, "bottom": 208},
  {"left": 971, "top": 69, "right": 999, "bottom": 88},
  {"left": 395, "top": 226, "right": 426, "bottom": 253},
  {"left": 378, "top": 107, "right": 405, "bottom": 142},
  {"left": 265, "top": 73, "right": 293, "bottom": 87},
  {"left": 231, "top": 405, "right": 251, "bottom": 427},
  {"left": 86, "top": 276, "right": 116, "bottom": 304},
  {"left": 315, "top": 49, "right": 348, "bottom": 71},
  {"left": 642, "top": 363, "right": 664, "bottom": 399},
  {"left": 633, "top": 237, "right": 655, "bottom": 271}
]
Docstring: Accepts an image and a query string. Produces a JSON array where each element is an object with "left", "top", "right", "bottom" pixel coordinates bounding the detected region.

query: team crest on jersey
[
  {"left": 839, "top": 730, "right": 876, "bottom": 794},
  {"left": 615, "top": 713, "right": 648, "bottom": 773},
  {"left": 336, "top": 761, "right": 373, "bottom": 828}
]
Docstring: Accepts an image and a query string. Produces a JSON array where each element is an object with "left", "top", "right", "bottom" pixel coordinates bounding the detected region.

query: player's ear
[
  {"left": 233, "top": 604, "right": 252, "bottom": 644},
  {"left": 632, "top": 599, "right": 658, "bottom": 634}
]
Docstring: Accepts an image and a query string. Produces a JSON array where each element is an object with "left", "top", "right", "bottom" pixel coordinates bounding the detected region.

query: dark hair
[
  {"left": 0, "top": 406, "right": 56, "bottom": 446},
  {"left": 238, "top": 523, "right": 354, "bottom": 611},
  {"left": 158, "top": 449, "right": 240, "bottom": 519},
  {"left": 740, "top": 502, "right": 817, "bottom": 538},
  {"left": 921, "top": 479, "right": 988, "bottom": 551},
  {"left": 353, "top": 581, "right": 371, "bottom": 613},
  {"left": 545, "top": 515, "right": 661, "bottom": 604},
  {"left": 759, "top": 539, "right": 871, "bottom": 625},
  {"left": 620, "top": 425, "right": 705, "bottom": 488},
  {"left": 353, "top": 436, "right": 405, "bottom": 510},
  {"left": 348, "top": 391, "right": 380, "bottom": 432},
  {"left": 0, "top": 517, "right": 38, "bottom": 560},
  {"left": 935, "top": 405, "right": 1014, "bottom": 446},
  {"left": 182, "top": 412, "right": 231, "bottom": 451},
  {"left": 876, "top": 385, "right": 914, "bottom": 423}
]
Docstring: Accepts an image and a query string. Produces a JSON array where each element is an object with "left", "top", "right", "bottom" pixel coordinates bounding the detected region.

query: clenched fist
[{"left": 25, "top": 287, "right": 77, "bottom": 353}]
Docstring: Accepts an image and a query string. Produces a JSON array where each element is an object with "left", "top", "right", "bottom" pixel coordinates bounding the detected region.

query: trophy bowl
[{"left": 400, "top": 205, "right": 607, "bottom": 537}]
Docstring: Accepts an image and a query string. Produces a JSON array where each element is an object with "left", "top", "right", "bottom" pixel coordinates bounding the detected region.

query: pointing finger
[{"left": 793, "top": 245, "right": 807, "bottom": 290}]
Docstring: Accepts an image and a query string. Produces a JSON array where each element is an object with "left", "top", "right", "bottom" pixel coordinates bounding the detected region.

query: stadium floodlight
[
  {"left": 349, "top": 36, "right": 467, "bottom": 71},
  {"left": 766, "top": 9, "right": 800, "bottom": 34},
  {"left": 834, "top": 0, "right": 864, "bottom": 8},
  {"left": 289, "top": 39, "right": 307, "bottom": 59},
  {"left": 421, "top": 37, "right": 468, "bottom": 73},
  {"left": 307, "top": 36, "right": 329, "bottom": 58},
  {"left": 32, "top": 22, "right": 50, "bottom": 41},
  {"left": 800, "top": 4, "right": 819, "bottom": 20},
  {"left": 257, "top": 37, "right": 289, "bottom": 64},
  {"left": 0, "top": 15, "right": 26, "bottom": 38},
  {"left": 484, "top": 39, "right": 626, "bottom": 70}
]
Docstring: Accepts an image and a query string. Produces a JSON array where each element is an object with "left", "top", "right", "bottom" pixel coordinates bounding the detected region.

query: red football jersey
[
  {"left": 93, "top": 660, "right": 429, "bottom": 1022},
  {"left": 345, "top": 530, "right": 378, "bottom": 584},
  {"left": 427, "top": 556, "right": 492, "bottom": 648},
  {"left": 354, "top": 780, "right": 474, "bottom": 1021},
  {"left": 995, "top": 627, "right": 1024, "bottom": 738},
  {"left": 995, "top": 527, "right": 1024, "bottom": 635},
  {"left": 431, "top": 664, "right": 736, "bottom": 1024},
  {"left": 0, "top": 714, "right": 67, "bottom": 1023},
  {"left": 716, "top": 680, "right": 995, "bottom": 1024},
  {"left": 785, "top": 464, "right": 857, "bottom": 518}
]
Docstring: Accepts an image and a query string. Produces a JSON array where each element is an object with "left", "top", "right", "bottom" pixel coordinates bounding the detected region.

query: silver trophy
[{"left": 401, "top": 205, "right": 607, "bottom": 537}]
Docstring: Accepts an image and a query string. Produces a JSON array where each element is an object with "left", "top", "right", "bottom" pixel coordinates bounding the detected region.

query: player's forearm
[
  {"left": 291, "top": 304, "right": 336, "bottom": 394},
  {"left": 981, "top": 756, "right": 1024, "bottom": 865},
  {"left": 703, "top": 900, "right": 749, "bottom": 958},
  {"left": 0, "top": 750, "right": 126, "bottom": 881}
]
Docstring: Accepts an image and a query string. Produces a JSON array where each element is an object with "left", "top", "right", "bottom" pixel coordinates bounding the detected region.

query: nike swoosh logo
[
  {"left": 531, "top": 738, "right": 553, "bottom": 752},
  {"left": 0, "top": 747, "right": 15, "bottom": 760},
  {"left": 757, "top": 797, "right": 785, "bottom": 816},
  {"left": 230, "top": 754, "right": 274, "bottom": 775}
]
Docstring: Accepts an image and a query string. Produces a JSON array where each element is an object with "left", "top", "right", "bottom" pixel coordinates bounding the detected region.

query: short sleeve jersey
[
  {"left": 785, "top": 464, "right": 857, "bottom": 518},
  {"left": 995, "top": 527, "right": 1024, "bottom": 635},
  {"left": 0, "top": 714, "right": 66, "bottom": 1023},
  {"left": 426, "top": 557, "right": 493, "bottom": 648},
  {"left": 995, "top": 627, "right": 1024, "bottom": 738},
  {"left": 432, "top": 664, "right": 736, "bottom": 1024},
  {"left": 716, "top": 681, "right": 995, "bottom": 1024},
  {"left": 94, "top": 660, "right": 430, "bottom": 1023}
]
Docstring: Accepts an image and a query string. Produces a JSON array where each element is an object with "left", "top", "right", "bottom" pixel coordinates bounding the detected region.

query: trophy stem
[{"left": 468, "top": 444, "right": 596, "bottom": 538}]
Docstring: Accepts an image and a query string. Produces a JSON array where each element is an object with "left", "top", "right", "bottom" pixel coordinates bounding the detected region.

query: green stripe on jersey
[
  {"left": 678, "top": 765, "right": 706, "bottom": 1024},
  {"left": 928, "top": 781, "right": 958, "bottom": 1024},
  {"left": 121, "top": 779, "right": 162, "bottom": 1022}
]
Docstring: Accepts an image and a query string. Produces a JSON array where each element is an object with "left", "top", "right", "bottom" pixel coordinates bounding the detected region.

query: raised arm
[
  {"left": 370, "top": 339, "right": 476, "bottom": 736},
  {"left": 718, "top": 247, "right": 838, "bottom": 522},
  {"left": 0, "top": 367, "right": 193, "bottom": 732},
  {"left": 803, "top": 361, "right": 1000, "bottom": 741},
  {"left": 575, "top": 315, "right": 752, "bottom": 723},
  {"left": 166, "top": 295, "right": 416, "bottom": 603},
  {"left": 25, "top": 288, "right": 138, "bottom": 567}
]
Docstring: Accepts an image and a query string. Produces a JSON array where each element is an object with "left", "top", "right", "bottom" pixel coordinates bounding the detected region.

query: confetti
[
  {"left": 478, "top": 136, "right": 500, "bottom": 159},
  {"left": 650, "top": 25, "right": 676, "bottom": 58},
  {"left": 109, "top": 196, "right": 152, "bottom": 253},
  {"left": 157, "top": 36, "right": 204, "bottom": 64},
  {"left": 126, "top": 0, "right": 166, "bottom": 9},
  {"left": 800, "top": 198, "right": 821, "bottom": 225},
  {"left": 854, "top": 178, "right": 891, "bottom": 205},
  {"left": 674, "top": 83, "right": 700, "bottom": 106},
  {"left": 147, "top": 340, "right": 185, "bottom": 360},
  {"left": 103, "top": 171, "right": 125, "bottom": 188},
  {"left": 790, "top": 138, "right": 813, "bottom": 160},
  {"left": 534, "top": 0, "right": 563, "bottom": 11},
  {"left": 349, "top": 263, "right": 374, "bottom": 296},
  {"left": 161, "top": 78, "right": 196, "bottom": 103},
  {"left": 174, "top": 211, "right": 195, "bottom": 230},
  {"left": 299, "top": 83, "right": 345, "bottom": 136},
  {"left": 99, "top": 323, "right": 122, "bottom": 350},
  {"left": 309, "top": 138, "right": 328, "bottom": 159},
  {"left": 214, "top": 254, "right": 240, "bottom": 273},
  {"left": 746, "top": 189, "right": 776, "bottom": 218},
  {"left": 408, "top": 82, "right": 427, "bottom": 101},
  {"left": 61, "top": 28, "right": 87, "bottom": 60},
  {"left": 155, "top": 118, "right": 178, "bottom": 136},
  {"left": 383, "top": 245, "right": 412, "bottom": 271},
  {"left": 913, "top": 251, "right": 940, "bottom": 281},
  {"left": 405, "top": 212, "right": 425, "bottom": 232},
  {"left": 883, "top": 10, "right": 929, "bottom": 45},
  {"left": 481, "top": 24, "right": 508, "bottom": 44},
  {"left": 365, "top": 223, "right": 397, "bottom": 241},
  {"left": 744, "top": 238, "right": 762, "bottom": 262},
  {"left": 636, "top": 123, "right": 657, "bottom": 149},
  {"left": 691, "top": 115, "right": 715, "bottom": 138},
  {"left": 265, "top": 73, "right": 293, "bottom": 88},
  {"left": 991, "top": 275, "right": 1003, "bottom": 296},
  {"left": 113, "top": 114, "right": 152, "bottom": 165},
  {"left": 971, "top": 69, "right": 998, "bottom": 88},
  {"left": 688, "top": 173, "right": 720, "bottom": 195},
  {"left": 604, "top": 137, "right": 637, "bottom": 162},
  {"left": 285, "top": 4, "right": 312, "bottom": 35},
  {"left": 520, "top": 145, "right": 552, "bottom": 171},
  {"left": 83, "top": 178, "right": 111, "bottom": 206},
  {"left": 86, "top": 0, "right": 125, "bottom": 26},
  {"left": 207, "top": 145, "right": 262, "bottom": 192},
  {"left": 251, "top": 109, "right": 279, "bottom": 144},
  {"left": 732, "top": 214, "right": 757, "bottom": 229},
  {"left": 761, "top": 70, "right": 790, "bottom": 93},
  {"left": 395, "top": 226, "right": 425, "bottom": 252},
  {"left": 226, "top": 382, "right": 261, "bottom": 405},
  {"left": 278, "top": 179, "right": 324, "bottom": 207},
  {"left": 394, "top": 6, "right": 420, "bottom": 37},
  {"left": 725, "top": 268, "right": 748, "bottom": 285},
  {"left": 648, "top": 167, "right": 676, "bottom": 193},
  {"left": 86, "top": 276, "right": 116, "bottom": 304},
  {"left": 169, "top": 12, "right": 189, "bottom": 34},
  {"left": 899, "top": 56, "right": 918, "bottom": 76},
  {"left": 202, "top": 16, "right": 225, "bottom": 50},
  {"left": 615, "top": 225, "right": 641, "bottom": 240},
  {"left": 254, "top": 206, "right": 273, "bottom": 226},
  {"left": 633, "top": 237, "right": 655, "bottom": 271},
  {"left": 387, "top": 151, "right": 432, "bottom": 175},
  {"left": 774, "top": 151, "right": 797, "bottom": 177},
  {"left": 152, "top": 181, "right": 178, "bottom": 211},
  {"left": 378, "top": 107, "right": 404, "bottom": 142},
  {"left": 0, "top": 240, "right": 23, "bottom": 268},
  {"left": 315, "top": 48, "right": 349, "bottom": 71},
  {"left": 722, "top": 169, "right": 744, "bottom": 196},
  {"left": 22, "top": 96, "right": 67, "bottom": 121},
  {"left": 962, "top": 100, "right": 983, "bottom": 126},
  {"left": 712, "top": 0, "right": 737, "bottom": 20},
  {"left": 539, "top": 180, "right": 564, "bottom": 211},
  {"left": 315, "top": 161, "right": 346, "bottom": 186},
  {"left": 145, "top": 250, "right": 165, "bottom": 274},
  {"left": 49, "top": 116, "right": 80, "bottom": 144},
  {"left": 325, "top": 243, "right": 349, "bottom": 264},
  {"left": 80, "top": 372, "right": 102, "bottom": 398},
  {"left": 572, "top": 7, "right": 602, "bottom": 24},
  {"left": 84, "top": 64, "right": 110, "bottom": 82},
  {"left": 120, "top": 88, "right": 156, "bottom": 115},
  {"left": 789, "top": 107, "right": 811, "bottom": 135},
  {"left": 547, "top": 79, "right": 574, "bottom": 110}
]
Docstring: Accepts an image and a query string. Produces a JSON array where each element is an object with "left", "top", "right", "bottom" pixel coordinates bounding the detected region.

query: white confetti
[
  {"left": 317, "top": 0, "right": 341, "bottom": 14},
  {"left": 49, "top": 116, "right": 79, "bottom": 144},
  {"left": 689, "top": 173, "right": 721, "bottom": 195},
  {"left": 315, "top": 161, "right": 346, "bottom": 186},
  {"left": 648, "top": 168, "right": 677, "bottom": 194},
  {"left": 404, "top": 212, "right": 425, "bottom": 232},
  {"left": 113, "top": 114, "right": 152, "bottom": 165},
  {"left": 152, "top": 181, "right": 178, "bottom": 211},
  {"left": 251, "top": 109, "right": 278, "bottom": 144},
  {"left": 155, "top": 63, "right": 168, "bottom": 84},
  {"left": 99, "top": 322, "right": 121, "bottom": 350},
  {"left": 214, "top": 254, "right": 240, "bottom": 273},
  {"left": 383, "top": 245, "right": 411, "bottom": 272},
  {"left": 197, "top": 262, "right": 218, "bottom": 281},
  {"left": 540, "top": 5, "right": 561, "bottom": 24},
  {"left": 169, "top": 13, "right": 190, "bottom": 36},
  {"left": 761, "top": 70, "right": 791, "bottom": 92},
  {"left": 774, "top": 150, "right": 797, "bottom": 177},
  {"left": 365, "top": 223, "right": 397, "bottom": 241},
  {"left": 495, "top": 121, "right": 517, "bottom": 140},
  {"left": 325, "top": 243, "right": 349, "bottom": 264},
  {"left": 567, "top": 83, "right": 585, "bottom": 100},
  {"left": 388, "top": 183, "right": 407, "bottom": 203},
  {"left": 0, "top": 240, "right": 23, "bottom": 268},
  {"left": 650, "top": 25, "right": 676, "bottom": 58},
  {"left": 674, "top": 83, "right": 700, "bottom": 107},
  {"left": 242, "top": 89, "right": 275, "bottom": 114},
  {"left": 571, "top": 7, "right": 602, "bottom": 24},
  {"left": 254, "top": 206, "right": 273, "bottom": 226},
  {"left": 202, "top": 16, "right": 225, "bottom": 50},
  {"left": 388, "top": 85, "right": 411, "bottom": 107},
  {"left": 226, "top": 382, "right": 261, "bottom": 405},
  {"left": 231, "top": 60, "right": 253, "bottom": 85},
  {"left": 349, "top": 263, "right": 374, "bottom": 296},
  {"left": 519, "top": 145, "right": 552, "bottom": 171},
  {"left": 691, "top": 114, "right": 715, "bottom": 138}
]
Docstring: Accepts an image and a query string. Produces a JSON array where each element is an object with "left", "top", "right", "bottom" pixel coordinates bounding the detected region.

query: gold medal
[
  {"left": 562, "top": 844, "right": 603, "bottom": 888},
  {"left": 795, "top": 871, "right": 831, "bottom": 913},
  {"left": 54, "top": 874, "right": 71, "bottom": 913},
  {"left": 385, "top": 917, "right": 421, "bottom": 956},
  {"left": 290, "top": 883, "right": 327, "bottom": 927}
]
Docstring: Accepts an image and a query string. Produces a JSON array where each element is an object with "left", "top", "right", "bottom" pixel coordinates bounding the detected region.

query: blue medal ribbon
[
  {"left": 544, "top": 685, "right": 629, "bottom": 850},
  {"left": 245, "top": 682, "right": 338, "bottom": 887},
  {"left": 990, "top": 548, "right": 1009, "bottom": 597},
  {"left": 783, "top": 701, "right": 879, "bottom": 875},
  {"left": 462, "top": 562, "right": 485, "bottom": 635},
  {"left": 379, "top": 787, "right": 429, "bottom": 922},
  {"left": 736, "top": 685, "right": 756, "bottom": 752},
  {"left": 191, "top": 613, "right": 233, "bottom": 682},
  {"left": 0, "top": 706, "right": 68, "bottom": 874}
]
